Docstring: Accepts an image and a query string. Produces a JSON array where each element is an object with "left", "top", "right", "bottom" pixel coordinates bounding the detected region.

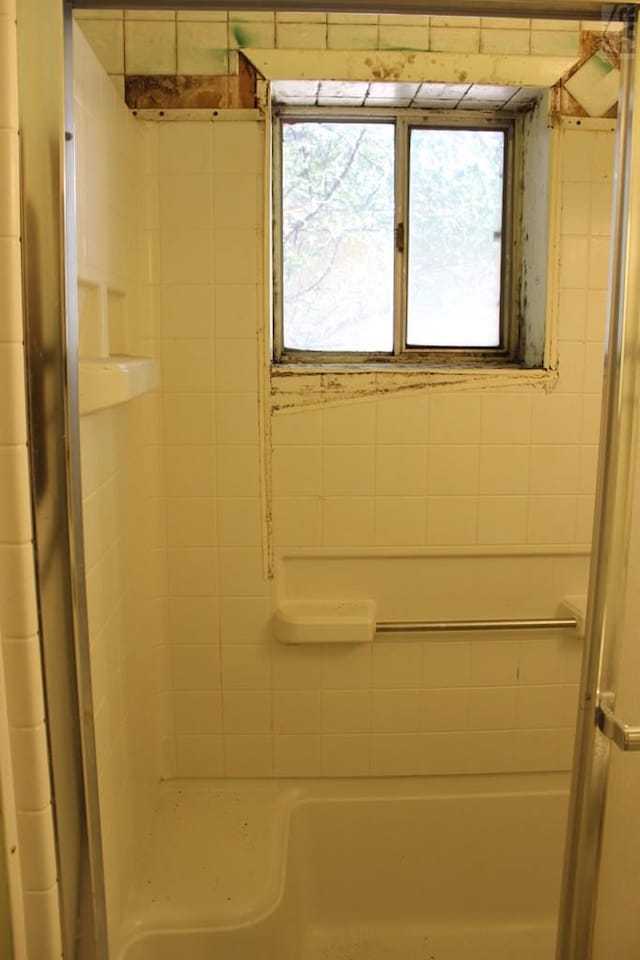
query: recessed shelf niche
[{"left": 77, "top": 278, "right": 158, "bottom": 415}]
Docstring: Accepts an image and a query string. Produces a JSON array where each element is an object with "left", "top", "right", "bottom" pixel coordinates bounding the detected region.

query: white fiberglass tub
[{"left": 119, "top": 772, "right": 569, "bottom": 960}]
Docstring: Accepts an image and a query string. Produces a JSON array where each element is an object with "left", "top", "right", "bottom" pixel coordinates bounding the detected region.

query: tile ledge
[{"left": 79, "top": 355, "right": 158, "bottom": 415}]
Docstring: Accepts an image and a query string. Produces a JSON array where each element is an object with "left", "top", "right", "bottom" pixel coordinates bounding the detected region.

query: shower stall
[{"left": 4, "top": 0, "right": 640, "bottom": 958}]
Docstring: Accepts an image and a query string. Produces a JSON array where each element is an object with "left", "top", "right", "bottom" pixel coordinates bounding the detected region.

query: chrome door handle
[{"left": 596, "top": 696, "right": 640, "bottom": 752}]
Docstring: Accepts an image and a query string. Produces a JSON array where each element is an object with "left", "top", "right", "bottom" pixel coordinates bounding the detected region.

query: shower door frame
[
  {"left": 21, "top": 1, "right": 638, "bottom": 957},
  {"left": 556, "top": 13, "right": 640, "bottom": 959},
  {"left": 16, "top": 0, "right": 107, "bottom": 956}
]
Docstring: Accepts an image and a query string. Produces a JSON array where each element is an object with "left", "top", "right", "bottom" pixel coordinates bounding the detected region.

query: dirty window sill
[{"left": 270, "top": 363, "right": 558, "bottom": 410}]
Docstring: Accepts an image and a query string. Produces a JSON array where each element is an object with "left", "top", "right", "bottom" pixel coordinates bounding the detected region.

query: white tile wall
[
  {"left": 74, "top": 23, "right": 166, "bottom": 950},
  {"left": 150, "top": 114, "right": 610, "bottom": 780},
  {"left": 73, "top": 15, "right": 615, "bottom": 781}
]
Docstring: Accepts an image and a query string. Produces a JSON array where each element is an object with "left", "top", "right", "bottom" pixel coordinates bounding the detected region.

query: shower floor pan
[{"left": 119, "top": 772, "right": 569, "bottom": 960}]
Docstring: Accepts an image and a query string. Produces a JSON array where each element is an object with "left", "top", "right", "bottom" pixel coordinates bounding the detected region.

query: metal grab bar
[
  {"left": 377, "top": 616, "right": 578, "bottom": 634},
  {"left": 596, "top": 698, "right": 640, "bottom": 752}
]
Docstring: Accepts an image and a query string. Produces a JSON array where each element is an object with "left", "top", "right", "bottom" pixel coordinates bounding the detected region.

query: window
[{"left": 273, "top": 108, "right": 524, "bottom": 367}]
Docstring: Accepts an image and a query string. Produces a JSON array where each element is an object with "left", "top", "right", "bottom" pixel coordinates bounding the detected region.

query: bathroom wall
[
  {"left": 75, "top": 11, "right": 616, "bottom": 780},
  {"left": 148, "top": 113, "right": 611, "bottom": 779},
  {"left": 0, "top": 0, "right": 62, "bottom": 955},
  {"left": 74, "top": 24, "right": 165, "bottom": 949}
]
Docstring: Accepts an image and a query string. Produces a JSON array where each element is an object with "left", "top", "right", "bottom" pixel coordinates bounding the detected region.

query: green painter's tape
[
  {"left": 231, "top": 24, "right": 251, "bottom": 48},
  {"left": 593, "top": 52, "right": 614, "bottom": 76}
]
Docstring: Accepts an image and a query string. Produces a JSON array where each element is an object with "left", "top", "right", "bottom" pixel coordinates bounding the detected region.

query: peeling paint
[
  {"left": 238, "top": 54, "right": 259, "bottom": 110},
  {"left": 125, "top": 62, "right": 257, "bottom": 111},
  {"left": 551, "top": 30, "right": 621, "bottom": 122},
  {"left": 580, "top": 29, "right": 622, "bottom": 71}
]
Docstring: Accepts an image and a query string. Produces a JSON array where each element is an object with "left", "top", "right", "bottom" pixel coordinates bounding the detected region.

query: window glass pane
[
  {"left": 281, "top": 121, "right": 395, "bottom": 352},
  {"left": 407, "top": 128, "right": 505, "bottom": 348}
]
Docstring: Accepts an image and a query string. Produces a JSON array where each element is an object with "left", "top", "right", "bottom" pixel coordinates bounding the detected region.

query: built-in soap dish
[
  {"left": 558, "top": 595, "right": 587, "bottom": 636},
  {"left": 273, "top": 600, "right": 376, "bottom": 645},
  {"left": 79, "top": 355, "right": 158, "bottom": 415}
]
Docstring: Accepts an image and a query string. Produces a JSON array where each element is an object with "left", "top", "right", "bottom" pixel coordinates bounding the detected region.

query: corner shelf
[{"left": 79, "top": 355, "right": 158, "bottom": 416}]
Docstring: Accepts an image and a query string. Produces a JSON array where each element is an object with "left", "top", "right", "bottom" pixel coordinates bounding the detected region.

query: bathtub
[{"left": 119, "top": 772, "right": 569, "bottom": 960}]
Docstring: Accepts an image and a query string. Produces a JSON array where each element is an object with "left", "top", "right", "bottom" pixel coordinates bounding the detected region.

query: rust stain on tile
[
  {"left": 549, "top": 81, "right": 564, "bottom": 122},
  {"left": 557, "top": 84, "right": 588, "bottom": 119}
]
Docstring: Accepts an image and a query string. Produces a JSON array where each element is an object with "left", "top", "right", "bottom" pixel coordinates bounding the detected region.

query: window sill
[{"left": 270, "top": 362, "right": 558, "bottom": 410}]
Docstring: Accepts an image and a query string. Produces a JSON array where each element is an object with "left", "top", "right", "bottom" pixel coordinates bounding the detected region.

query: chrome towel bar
[{"left": 377, "top": 616, "right": 578, "bottom": 634}]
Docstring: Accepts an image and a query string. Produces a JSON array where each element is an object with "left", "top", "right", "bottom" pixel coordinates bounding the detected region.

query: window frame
[{"left": 272, "top": 105, "right": 523, "bottom": 367}]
